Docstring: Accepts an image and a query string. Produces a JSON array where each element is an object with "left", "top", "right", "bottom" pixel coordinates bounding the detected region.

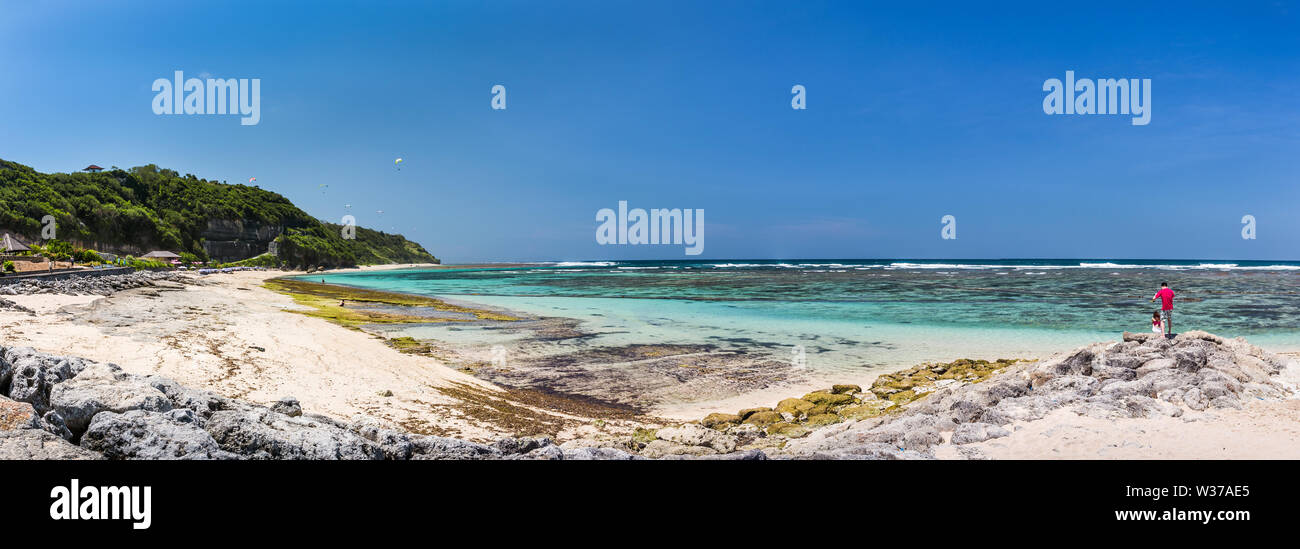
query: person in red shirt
[{"left": 1151, "top": 282, "right": 1175, "bottom": 336}]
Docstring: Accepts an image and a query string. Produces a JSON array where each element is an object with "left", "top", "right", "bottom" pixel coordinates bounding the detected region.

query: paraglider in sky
[
  {"left": 376, "top": 210, "right": 384, "bottom": 215},
  {"left": 394, "top": 158, "right": 403, "bottom": 171},
  {"left": 248, "top": 177, "right": 256, "bottom": 183},
  {"left": 319, "top": 183, "right": 329, "bottom": 194},
  {"left": 344, "top": 204, "right": 352, "bottom": 209}
]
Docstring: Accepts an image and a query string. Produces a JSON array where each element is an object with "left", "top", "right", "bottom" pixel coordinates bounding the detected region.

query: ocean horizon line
[{"left": 429, "top": 258, "right": 1300, "bottom": 270}]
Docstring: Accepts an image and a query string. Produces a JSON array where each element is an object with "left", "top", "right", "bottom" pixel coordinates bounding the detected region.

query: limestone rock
[
  {"left": 563, "top": 447, "right": 643, "bottom": 460},
  {"left": 145, "top": 375, "right": 227, "bottom": 421},
  {"left": 743, "top": 410, "right": 783, "bottom": 426},
  {"left": 0, "top": 429, "right": 102, "bottom": 460},
  {"left": 701, "top": 412, "right": 742, "bottom": 428},
  {"left": 950, "top": 422, "right": 1010, "bottom": 445},
  {"left": 205, "top": 407, "right": 384, "bottom": 460},
  {"left": 49, "top": 363, "right": 173, "bottom": 436},
  {"left": 408, "top": 436, "right": 501, "bottom": 460},
  {"left": 4, "top": 347, "right": 93, "bottom": 414},
  {"left": 270, "top": 397, "right": 303, "bottom": 417},
  {"left": 656, "top": 423, "right": 737, "bottom": 453},
  {"left": 81, "top": 409, "right": 237, "bottom": 460},
  {"left": 0, "top": 395, "right": 39, "bottom": 431},
  {"left": 349, "top": 417, "right": 419, "bottom": 459},
  {"left": 41, "top": 410, "right": 73, "bottom": 440},
  {"left": 641, "top": 439, "right": 717, "bottom": 458},
  {"left": 1135, "top": 358, "right": 1175, "bottom": 377},
  {"left": 802, "top": 391, "right": 855, "bottom": 406}
]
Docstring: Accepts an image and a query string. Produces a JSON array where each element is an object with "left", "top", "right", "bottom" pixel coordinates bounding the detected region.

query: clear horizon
[{"left": 3, "top": 1, "right": 1298, "bottom": 262}]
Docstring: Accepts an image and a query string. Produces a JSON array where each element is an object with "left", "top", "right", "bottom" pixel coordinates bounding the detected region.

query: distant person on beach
[
  {"left": 1151, "top": 311, "right": 1162, "bottom": 334},
  {"left": 1151, "top": 282, "right": 1175, "bottom": 336}
]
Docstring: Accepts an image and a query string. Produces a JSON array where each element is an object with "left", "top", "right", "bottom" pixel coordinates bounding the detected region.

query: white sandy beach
[
  {"left": 2, "top": 269, "right": 511, "bottom": 440},
  {"left": 933, "top": 399, "right": 1300, "bottom": 459},
  {"left": 4, "top": 267, "right": 1299, "bottom": 458}
]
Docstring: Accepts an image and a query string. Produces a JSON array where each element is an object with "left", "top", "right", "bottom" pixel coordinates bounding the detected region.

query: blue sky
[{"left": 2, "top": 1, "right": 1297, "bottom": 262}]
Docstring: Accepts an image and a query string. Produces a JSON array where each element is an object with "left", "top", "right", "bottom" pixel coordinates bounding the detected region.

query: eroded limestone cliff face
[{"left": 200, "top": 219, "right": 284, "bottom": 262}]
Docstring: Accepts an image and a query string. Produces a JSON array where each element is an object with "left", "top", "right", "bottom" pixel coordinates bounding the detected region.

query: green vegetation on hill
[{"left": 0, "top": 159, "right": 438, "bottom": 268}]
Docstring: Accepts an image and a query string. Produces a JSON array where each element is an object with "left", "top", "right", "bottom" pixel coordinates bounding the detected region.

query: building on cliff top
[{"left": 1, "top": 233, "right": 30, "bottom": 252}]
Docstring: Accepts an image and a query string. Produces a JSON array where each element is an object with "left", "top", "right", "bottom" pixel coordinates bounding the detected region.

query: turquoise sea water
[{"left": 309, "top": 260, "right": 1300, "bottom": 374}]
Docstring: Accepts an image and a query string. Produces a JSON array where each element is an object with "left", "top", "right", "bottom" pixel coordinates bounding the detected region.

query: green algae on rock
[
  {"left": 691, "top": 357, "right": 1023, "bottom": 442},
  {"left": 265, "top": 278, "right": 520, "bottom": 326},
  {"left": 702, "top": 412, "right": 742, "bottom": 427},
  {"left": 743, "top": 410, "right": 784, "bottom": 426},
  {"left": 766, "top": 422, "right": 809, "bottom": 438},
  {"left": 805, "top": 413, "right": 841, "bottom": 427},
  {"left": 869, "top": 358, "right": 1023, "bottom": 406},
  {"left": 775, "top": 398, "right": 816, "bottom": 418},
  {"left": 802, "top": 391, "right": 855, "bottom": 406}
]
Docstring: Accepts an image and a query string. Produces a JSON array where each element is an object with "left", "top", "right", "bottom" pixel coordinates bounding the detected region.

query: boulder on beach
[
  {"left": 205, "top": 407, "right": 386, "bottom": 460},
  {"left": 0, "top": 396, "right": 40, "bottom": 431},
  {"left": 49, "top": 363, "right": 174, "bottom": 436},
  {"left": 3, "top": 346, "right": 92, "bottom": 414},
  {"left": 82, "top": 409, "right": 238, "bottom": 460},
  {"left": 270, "top": 396, "right": 303, "bottom": 417},
  {"left": 0, "top": 428, "right": 102, "bottom": 460}
]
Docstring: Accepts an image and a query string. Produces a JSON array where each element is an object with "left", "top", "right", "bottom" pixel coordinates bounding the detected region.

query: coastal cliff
[
  {"left": 0, "top": 159, "right": 437, "bottom": 267},
  {"left": 201, "top": 219, "right": 284, "bottom": 262}
]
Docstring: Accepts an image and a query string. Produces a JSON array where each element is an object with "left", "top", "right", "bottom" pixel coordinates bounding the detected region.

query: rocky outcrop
[
  {"left": 594, "top": 357, "right": 1024, "bottom": 459},
  {"left": 0, "top": 345, "right": 648, "bottom": 460},
  {"left": 780, "top": 331, "right": 1297, "bottom": 459},
  {"left": 3, "top": 346, "right": 93, "bottom": 414},
  {"left": 0, "top": 271, "right": 193, "bottom": 296},
  {"left": 4, "top": 332, "right": 1293, "bottom": 460},
  {"left": 0, "top": 297, "right": 34, "bottom": 314},
  {"left": 205, "top": 408, "right": 387, "bottom": 460},
  {"left": 50, "top": 363, "right": 175, "bottom": 435},
  {"left": 270, "top": 397, "right": 302, "bottom": 417},
  {"left": 82, "top": 409, "right": 238, "bottom": 460}
]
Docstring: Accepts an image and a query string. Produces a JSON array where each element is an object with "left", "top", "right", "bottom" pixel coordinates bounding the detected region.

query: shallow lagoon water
[{"left": 312, "top": 260, "right": 1300, "bottom": 373}]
